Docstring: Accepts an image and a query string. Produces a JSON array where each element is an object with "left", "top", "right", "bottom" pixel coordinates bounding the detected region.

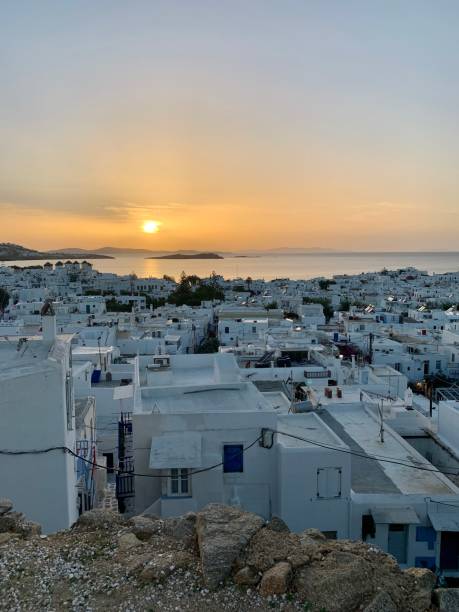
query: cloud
[{"left": 101, "top": 201, "right": 189, "bottom": 219}]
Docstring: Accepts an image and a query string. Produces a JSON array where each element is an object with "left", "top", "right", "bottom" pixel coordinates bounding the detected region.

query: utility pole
[
  {"left": 379, "top": 398, "right": 385, "bottom": 443},
  {"left": 429, "top": 382, "right": 433, "bottom": 418},
  {"left": 368, "top": 333, "right": 374, "bottom": 365}
]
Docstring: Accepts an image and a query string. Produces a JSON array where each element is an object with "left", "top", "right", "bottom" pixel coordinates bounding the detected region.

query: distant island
[
  {"left": 0, "top": 243, "right": 113, "bottom": 261},
  {"left": 148, "top": 252, "right": 224, "bottom": 260}
]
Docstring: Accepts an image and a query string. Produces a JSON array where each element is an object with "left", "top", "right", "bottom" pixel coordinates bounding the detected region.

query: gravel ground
[{"left": 0, "top": 525, "right": 306, "bottom": 612}]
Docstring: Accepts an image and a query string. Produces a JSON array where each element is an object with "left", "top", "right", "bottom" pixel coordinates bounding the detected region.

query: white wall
[{"left": 0, "top": 364, "right": 78, "bottom": 533}]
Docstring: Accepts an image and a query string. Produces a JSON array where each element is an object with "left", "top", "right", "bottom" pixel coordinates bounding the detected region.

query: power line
[
  {"left": 67, "top": 437, "right": 261, "bottom": 478},
  {"left": 0, "top": 446, "right": 66, "bottom": 456},
  {"left": 269, "top": 429, "right": 459, "bottom": 477},
  {"left": 0, "top": 436, "right": 262, "bottom": 480},
  {"left": 2, "top": 428, "right": 459, "bottom": 479}
]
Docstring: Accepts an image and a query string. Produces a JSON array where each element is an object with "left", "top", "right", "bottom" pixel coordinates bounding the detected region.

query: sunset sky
[{"left": 1, "top": 1, "right": 458, "bottom": 251}]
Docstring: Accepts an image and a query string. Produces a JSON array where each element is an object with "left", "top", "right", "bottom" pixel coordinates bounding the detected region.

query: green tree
[
  {"left": 265, "top": 301, "right": 278, "bottom": 310},
  {"left": 196, "top": 337, "right": 220, "bottom": 353},
  {"left": 339, "top": 298, "right": 351, "bottom": 312},
  {"left": 318, "top": 279, "right": 335, "bottom": 290},
  {"left": 105, "top": 299, "right": 132, "bottom": 312},
  {"left": 167, "top": 273, "right": 224, "bottom": 307}
]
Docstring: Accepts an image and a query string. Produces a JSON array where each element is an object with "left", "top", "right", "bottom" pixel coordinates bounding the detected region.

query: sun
[{"left": 142, "top": 220, "right": 160, "bottom": 234}]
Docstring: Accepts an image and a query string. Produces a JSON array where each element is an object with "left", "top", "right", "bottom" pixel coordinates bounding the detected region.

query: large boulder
[
  {"left": 0, "top": 511, "right": 25, "bottom": 533},
  {"left": 74, "top": 509, "right": 127, "bottom": 530},
  {"left": 0, "top": 498, "right": 13, "bottom": 516},
  {"left": 294, "top": 550, "right": 375, "bottom": 612},
  {"left": 265, "top": 516, "right": 290, "bottom": 533},
  {"left": 259, "top": 561, "right": 292, "bottom": 597},
  {"left": 242, "top": 527, "right": 310, "bottom": 572},
  {"left": 196, "top": 503, "right": 264, "bottom": 588},
  {"left": 0, "top": 510, "right": 41, "bottom": 538},
  {"left": 233, "top": 566, "right": 260, "bottom": 586},
  {"left": 162, "top": 512, "right": 197, "bottom": 548},
  {"left": 433, "top": 588, "right": 459, "bottom": 612},
  {"left": 128, "top": 515, "right": 162, "bottom": 541},
  {"left": 118, "top": 532, "right": 143, "bottom": 551},
  {"left": 404, "top": 567, "right": 435, "bottom": 611}
]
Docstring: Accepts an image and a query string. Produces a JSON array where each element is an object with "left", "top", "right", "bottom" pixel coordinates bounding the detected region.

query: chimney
[{"left": 40, "top": 299, "right": 56, "bottom": 343}]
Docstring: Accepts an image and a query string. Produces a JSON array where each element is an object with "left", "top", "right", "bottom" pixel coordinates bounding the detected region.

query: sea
[{"left": 3, "top": 252, "right": 459, "bottom": 281}]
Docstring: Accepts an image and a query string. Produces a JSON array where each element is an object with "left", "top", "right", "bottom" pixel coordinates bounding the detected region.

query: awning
[
  {"left": 149, "top": 432, "right": 202, "bottom": 469},
  {"left": 371, "top": 506, "right": 420, "bottom": 525},
  {"left": 428, "top": 511, "right": 459, "bottom": 532}
]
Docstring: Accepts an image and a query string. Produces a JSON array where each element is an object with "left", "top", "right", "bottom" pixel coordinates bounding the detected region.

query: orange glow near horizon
[{"left": 1, "top": 3, "right": 458, "bottom": 252}]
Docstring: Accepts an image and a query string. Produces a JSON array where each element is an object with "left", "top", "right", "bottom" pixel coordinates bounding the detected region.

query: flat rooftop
[
  {"left": 139, "top": 382, "right": 271, "bottom": 414},
  {"left": 144, "top": 353, "right": 241, "bottom": 387},
  {"left": 0, "top": 334, "right": 72, "bottom": 378},
  {"left": 320, "top": 405, "right": 457, "bottom": 496},
  {"left": 276, "top": 413, "right": 349, "bottom": 450},
  {"left": 261, "top": 391, "right": 291, "bottom": 411}
]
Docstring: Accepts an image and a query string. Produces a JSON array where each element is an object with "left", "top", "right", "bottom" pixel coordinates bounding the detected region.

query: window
[
  {"left": 317, "top": 467, "right": 341, "bottom": 498},
  {"left": 223, "top": 444, "right": 244, "bottom": 473},
  {"left": 224, "top": 326, "right": 229, "bottom": 334},
  {"left": 168, "top": 469, "right": 191, "bottom": 496},
  {"left": 436, "top": 360, "right": 441, "bottom": 371}
]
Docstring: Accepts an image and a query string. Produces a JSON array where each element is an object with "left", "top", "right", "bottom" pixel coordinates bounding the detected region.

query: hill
[
  {"left": 148, "top": 252, "right": 224, "bottom": 260},
  {"left": 0, "top": 243, "right": 113, "bottom": 261}
]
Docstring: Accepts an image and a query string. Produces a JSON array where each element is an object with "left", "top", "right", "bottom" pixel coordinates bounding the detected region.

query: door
[
  {"left": 388, "top": 524, "right": 408, "bottom": 564},
  {"left": 440, "top": 531, "right": 459, "bottom": 570},
  {"left": 103, "top": 452, "right": 114, "bottom": 474}
]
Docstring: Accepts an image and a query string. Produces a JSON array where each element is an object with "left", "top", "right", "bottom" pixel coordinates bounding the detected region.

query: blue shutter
[{"left": 223, "top": 445, "right": 244, "bottom": 473}]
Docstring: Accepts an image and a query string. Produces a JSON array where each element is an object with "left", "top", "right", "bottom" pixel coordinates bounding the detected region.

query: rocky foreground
[{"left": 0, "top": 499, "right": 457, "bottom": 612}]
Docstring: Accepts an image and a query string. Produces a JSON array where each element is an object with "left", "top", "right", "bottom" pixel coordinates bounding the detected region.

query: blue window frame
[
  {"left": 223, "top": 444, "right": 244, "bottom": 473},
  {"left": 416, "top": 526, "right": 436, "bottom": 550}
]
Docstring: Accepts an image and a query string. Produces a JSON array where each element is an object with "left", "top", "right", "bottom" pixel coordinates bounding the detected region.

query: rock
[
  {"left": 0, "top": 532, "right": 16, "bottom": 545},
  {"left": 363, "top": 591, "right": 397, "bottom": 612},
  {"left": 404, "top": 567, "right": 435, "bottom": 611},
  {"left": 17, "top": 521, "right": 41, "bottom": 538},
  {"left": 243, "top": 527, "right": 310, "bottom": 571},
  {"left": 118, "top": 532, "right": 143, "bottom": 551},
  {"left": 294, "top": 551, "right": 376, "bottom": 612},
  {"left": 265, "top": 516, "right": 290, "bottom": 533},
  {"left": 0, "top": 511, "right": 25, "bottom": 533},
  {"left": 259, "top": 561, "right": 292, "bottom": 597},
  {"left": 139, "top": 551, "right": 194, "bottom": 582},
  {"left": 196, "top": 503, "right": 264, "bottom": 588},
  {"left": 0, "top": 498, "right": 13, "bottom": 516},
  {"left": 126, "top": 552, "right": 156, "bottom": 575},
  {"left": 75, "top": 509, "right": 127, "bottom": 530},
  {"left": 433, "top": 588, "right": 459, "bottom": 612},
  {"left": 233, "top": 566, "right": 260, "bottom": 586},
  {"left": 128, "top": 515, "right": 162, "bottom": 541},
  {"left": 302, "top": 528, "right": 326, "bottom": 541},
  {"left": 162, "top": 512, "right": 197, "bottom": 548}
]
